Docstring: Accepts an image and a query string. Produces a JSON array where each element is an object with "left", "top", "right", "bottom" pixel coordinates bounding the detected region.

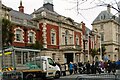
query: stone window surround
[{"left": 51, "top": 29, "right": 56, "bottom": 45}]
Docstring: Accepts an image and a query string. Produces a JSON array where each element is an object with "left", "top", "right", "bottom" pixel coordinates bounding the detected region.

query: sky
[{"left": 2, "top": 0, "right": 119, "bottom": 30}]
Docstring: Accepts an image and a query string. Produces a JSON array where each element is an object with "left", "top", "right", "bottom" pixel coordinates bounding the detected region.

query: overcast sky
[{"left": 2, "top": 0, "right": 118, "bottom": 29}]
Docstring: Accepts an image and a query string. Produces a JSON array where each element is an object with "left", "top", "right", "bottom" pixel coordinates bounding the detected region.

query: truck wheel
[
  {"left": 25, "top": 73, "right": 34, "bottom": 80},
  {"left": 54, "top": 71, "right": 60, "bottom": 79}
]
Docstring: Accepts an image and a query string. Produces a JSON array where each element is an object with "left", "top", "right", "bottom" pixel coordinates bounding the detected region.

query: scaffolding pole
[{"left": 0, "top": 0, "right": 2, "bottom": 70}]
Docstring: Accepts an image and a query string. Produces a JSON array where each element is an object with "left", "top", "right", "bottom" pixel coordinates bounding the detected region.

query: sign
[{"left": 0, "top": 52, "right": 12, "bottom": 56}]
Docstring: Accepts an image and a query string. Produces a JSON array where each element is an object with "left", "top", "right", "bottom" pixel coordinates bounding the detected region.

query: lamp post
[
  {"left": 83, "top": 39, "right": 88, "bottom": 62},
  {"left": 99, "top": 35, "right": 102, "bottom": 61}
]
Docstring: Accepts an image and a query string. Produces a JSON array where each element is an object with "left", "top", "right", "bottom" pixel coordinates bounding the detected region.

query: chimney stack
[
  {"left": 43, "top": 0, "right": 54, "bottom": 11},
  {"left": 107, "top": 4, "right": 111, "bottom": 13},
  {"left": 18, "top": 0, "right": 24, "bottom": 13}
]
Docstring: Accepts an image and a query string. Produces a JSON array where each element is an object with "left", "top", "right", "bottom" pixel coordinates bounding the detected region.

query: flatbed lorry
[{"left": 0, "top": 56, "right": 61, "bottom": 80}]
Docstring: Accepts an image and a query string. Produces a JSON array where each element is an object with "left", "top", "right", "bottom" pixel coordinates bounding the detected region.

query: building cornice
[{"left": 92, "top": 19, "right": 120, "bottom": 26}]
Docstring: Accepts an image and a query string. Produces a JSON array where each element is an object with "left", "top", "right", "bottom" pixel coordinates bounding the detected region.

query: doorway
[{"left": 65, "top": 53, "right": 73, "bottom": 64}]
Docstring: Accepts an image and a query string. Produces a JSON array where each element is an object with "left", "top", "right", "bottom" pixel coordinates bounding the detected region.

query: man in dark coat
[
  {"left": 73, "top": 63, "right": 77, "bottom": 74},
  {"left": 91, "top": 61, "right": 96, "bottom": 74},
  {"left": 107, "top": 60, "right": 112, "bottom": 73},
  {"left": 111, "top": 61, "right": 116, "bottom": 74},
  {"left": 86, "top": 61, "right": 91, "bottom": 74}
]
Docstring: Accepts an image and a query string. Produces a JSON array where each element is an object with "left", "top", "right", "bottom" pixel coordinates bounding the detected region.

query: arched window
[
  {"left": 28, "top": 31, "right": 35, "bottom": 43},
  {"left": 29, "top": 32, "right": 34, "bottom": 43},
  {"left": 15, "top": 28, "right": 23, "bottom": 42},
  {"left": 51, "top": 29, "right": 56, "bottom": 45}
]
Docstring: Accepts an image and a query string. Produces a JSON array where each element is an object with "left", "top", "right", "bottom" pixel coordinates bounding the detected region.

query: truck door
[
  {"left": 46, "top": 58, "right": 56, "bottom": 77},
  {"left": 42, "top": 58, "right": 47, "bottom": 72}
]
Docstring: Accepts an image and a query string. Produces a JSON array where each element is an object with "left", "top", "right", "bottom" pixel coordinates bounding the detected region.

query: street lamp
[
  {"left": 99, "top": 35, "right": 102, "bottom": 61},
  {"left": 83, "top": 39, "right": 88, "bottom": 62}
]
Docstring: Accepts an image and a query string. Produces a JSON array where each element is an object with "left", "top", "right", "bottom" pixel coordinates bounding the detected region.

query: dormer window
[
  {"left": 100, "top": 16, "right": 103, "bottom": 20},
  {"left": 103, "top": 15, "right": 106, "bottom": 19},
  {"left": 100, "top": 15, "right": 106, "bottom": 20},
  {"left": 41, "top": 11, "right": 46, "bottom": 17},
  {"left": 32, "top": 13, "right": 36, "bottom": 18}
]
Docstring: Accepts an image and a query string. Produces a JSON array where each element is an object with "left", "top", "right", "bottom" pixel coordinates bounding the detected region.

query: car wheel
[{"left": 54, "top": 71, "right": 60, "bottom": 79}]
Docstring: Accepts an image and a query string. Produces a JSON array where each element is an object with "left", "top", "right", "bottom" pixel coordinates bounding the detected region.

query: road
[
  {"left": 58, "top": 74, "right": 80, "bottom": 80},
  {"left": 54, "top": 74, "right": 86, "bottom": 80},
  {"left": 54, "top": 73, "right": 120, "bottom": 80}
]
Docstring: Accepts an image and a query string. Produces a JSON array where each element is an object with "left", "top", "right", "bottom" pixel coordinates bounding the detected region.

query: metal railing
[{"left": 76, "top": 74, "right": 120, "bottom": 80}]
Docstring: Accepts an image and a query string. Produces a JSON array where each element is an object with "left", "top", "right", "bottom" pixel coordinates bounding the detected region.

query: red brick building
[
  {"left": 2, "top": 0, "right": 100, "bottom": 66},
  {"left": 32, "top": 0, "right": 83, "bottom": 64}
]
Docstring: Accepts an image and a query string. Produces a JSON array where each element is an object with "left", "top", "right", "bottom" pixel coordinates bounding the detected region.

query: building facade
[
  {"left": 1, "top": 0, "right": 101, "bottom": 67},
  {"left": 32, "top": 0, "right": 83, "bottom": 64},
  {"left": 92, "top": 6, "right": 120, "bottom": 61}
]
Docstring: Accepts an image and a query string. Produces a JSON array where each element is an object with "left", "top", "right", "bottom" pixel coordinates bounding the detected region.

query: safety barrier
[
  {"left": 2, "top": 67, "right": 14, "bottom": 71},
  {"left": 2, "top": 71, "right": 23, "bottom": 80},
  {"left": 76, "top": 74, "right": 120, "bottom": 80}
]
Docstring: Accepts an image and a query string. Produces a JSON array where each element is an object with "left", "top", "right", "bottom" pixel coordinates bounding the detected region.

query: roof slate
[
  {"left": 10, "top": 10, "right": 32, "bottom": 20},
  {"left": 9, "top": 10, "right": 38, "bottom": 28},
  {"left": 92, "top": 10, "right": 119, "bottom": 24}
]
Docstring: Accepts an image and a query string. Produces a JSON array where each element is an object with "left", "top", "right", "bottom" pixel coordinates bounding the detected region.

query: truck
[{"left": 0, "top": 55, "right": 61, "bottom": 80}]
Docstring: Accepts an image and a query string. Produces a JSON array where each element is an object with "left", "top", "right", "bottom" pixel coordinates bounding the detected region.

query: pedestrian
[
  {"left": 78, "top": 62, "right": 83, "bottom": 74},
  {"left": 104, "top": 61, "right": 108, "bottom": 73},
  {"left": 107, "top": 60, "right": 112, "bottom": 73},
  {"left": 100, "top": 61, "right": 105, "bottom": 73},
  {"left": 86, "top": 61, "right": 91, "bottom": 74},
  {"left": 69, "top": 62, "right": 74, "bottom": 75},
  {"left": 73, "top": 63, "right": 77, "bottom": 74},
  {"left": 111, "top": 61, "right": 116, "bottom": 74},
  {"left": 95, "top": 61, "right": 103, "bottom": 74},
  {"left": 91, "top": 61, "right": 96, "bottom": 74},
  {"left": 61, "top": 63, "right": 66, "bottom": 76}
]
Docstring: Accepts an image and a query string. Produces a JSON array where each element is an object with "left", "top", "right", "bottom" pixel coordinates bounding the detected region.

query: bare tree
[{"left": 66, "top": 0, "right": 120, "bottom": 17}]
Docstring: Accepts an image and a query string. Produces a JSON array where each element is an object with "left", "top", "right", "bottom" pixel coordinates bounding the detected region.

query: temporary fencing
[{"left": 76, "top": 74, "right": 120, "bottom": 80}]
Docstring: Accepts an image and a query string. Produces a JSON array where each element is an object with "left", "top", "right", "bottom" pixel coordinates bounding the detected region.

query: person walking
[
  {"left": 61, "top": 63, "right": 66, "bottom": 76},
  {"left": 104, "top": 61, "right": 108, "bottom": 73},
  {"left": 78, "top": 62, "right": 83, "bottom": 74},
  {"left": 69, "top": 62, "right": 74, "bottom": 75},
  {"left": 99, "top": 61, "right": 105, "bottom": 73},
  {"left": 91, "top": 61, "right": 96, "bottom": 74},
  {"left": 107, "top": 60, "right": 112, "bottom": 73},
  {"left": 73, "top": 63, "right": 77, "bottom": 74},
  {"left": 111, "top": 61, "right": 116, "bottom": 74},
  {"left": 86, "top": 61, "right": 91, "bottom": 74}
]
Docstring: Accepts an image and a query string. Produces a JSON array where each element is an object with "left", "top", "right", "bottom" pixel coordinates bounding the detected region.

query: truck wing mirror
[{"left": 53, "top": 63, "right": 56, "bottom": 66}]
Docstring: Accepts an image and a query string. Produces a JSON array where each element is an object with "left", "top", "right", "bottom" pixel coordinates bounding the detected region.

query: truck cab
[{"left": 32, "top": 56, "right": 61, "bottom": 79}]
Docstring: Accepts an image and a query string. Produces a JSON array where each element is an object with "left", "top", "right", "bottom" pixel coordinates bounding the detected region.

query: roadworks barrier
[{"left": 76, "top": 74, "right": 120, "bottom": 80}]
